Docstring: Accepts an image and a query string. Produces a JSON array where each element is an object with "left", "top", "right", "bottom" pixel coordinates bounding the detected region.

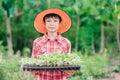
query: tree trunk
[
  {"left": 91, "top": 36, "right": 95, "bottom": 54},
  {"left": 116, "top": 16, "right": 120, "bottom": 52},
  {"left": 99, "top": 23, "right": 104, "bottom": 54},
  {"left": 5, "top": 12, "right": 13, "bottom": 54},
  {"left": 75, "top": 16, "right": 80, "bottom": 52}
]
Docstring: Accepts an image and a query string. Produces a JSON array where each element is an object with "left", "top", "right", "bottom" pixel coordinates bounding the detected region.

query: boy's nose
[{"left": 50, "top": 21, "right": 55, "bottom": 24}]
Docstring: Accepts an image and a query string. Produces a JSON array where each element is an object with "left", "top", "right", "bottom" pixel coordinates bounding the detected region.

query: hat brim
[{"left": 34, "top": 8, "right": 71, "bottom": 34}]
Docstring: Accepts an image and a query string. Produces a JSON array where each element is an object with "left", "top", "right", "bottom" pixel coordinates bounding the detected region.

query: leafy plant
[
  {"left": 69, "top": 51, "right": 110, "bottom": 80},
  {"left": 114, "top": 65, "right": 120, "bottom": 72},
  {"left": 20, "top": 53, "right": 82, "bottom": 66}
]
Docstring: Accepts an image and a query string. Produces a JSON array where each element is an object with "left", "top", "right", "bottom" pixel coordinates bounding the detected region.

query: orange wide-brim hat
[{"left": 34, "top": 8, "right": 71, "bottom": 34}]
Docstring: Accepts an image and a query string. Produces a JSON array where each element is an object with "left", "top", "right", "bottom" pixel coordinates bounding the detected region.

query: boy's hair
[{"left": 43, "top": 13, "right": 62, "bottom": 23}]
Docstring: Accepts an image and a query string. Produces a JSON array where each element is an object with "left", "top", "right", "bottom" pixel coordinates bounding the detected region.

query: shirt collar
[{"left": 42, "top": 34, "right": 62, "bottom": 42}]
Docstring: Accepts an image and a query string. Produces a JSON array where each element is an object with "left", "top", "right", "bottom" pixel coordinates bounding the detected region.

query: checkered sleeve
[
  {"left": 67, "top": 40, "right": 71, "bottom": 53},
  {"left": 31, "top": 40, "right": 43, "bottom": 76},
  {"left": 64, "top": 38, "right": 71, "bottom": 53},
  {"left": 32, "top": 41, "right": 38, "bottom": 58}
]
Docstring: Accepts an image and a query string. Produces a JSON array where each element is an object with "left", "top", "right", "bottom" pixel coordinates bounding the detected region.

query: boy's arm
[
  {"left": 32, "top": 41, "right": 43, "bottom": 58},
  {"left": 31, "top": 41, "right": 42, "bottom": 75},
  {"left": 32, "top": 41, "right": 39, "bottom": 58},
  {"left": 66, "top": 40, "right": 71, "bottom": 53},
  {"left": 64, "top": 40, "right": 78, "bottom": 77}
]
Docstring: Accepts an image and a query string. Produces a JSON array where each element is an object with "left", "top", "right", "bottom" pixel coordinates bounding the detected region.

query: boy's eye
[
  {"left": 46, "top": 20, "right": 50, "bottom": 22},
  {"left": 54, "top": 20, "right": 59, "bottom": 22}
]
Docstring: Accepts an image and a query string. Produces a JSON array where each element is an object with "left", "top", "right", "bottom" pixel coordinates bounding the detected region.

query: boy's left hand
[
  {"left": 62, "top": 62, "right": 79, "bottom": 76},
  {"left": 63, "top": 70, "right": 78, "bottom": 76}
]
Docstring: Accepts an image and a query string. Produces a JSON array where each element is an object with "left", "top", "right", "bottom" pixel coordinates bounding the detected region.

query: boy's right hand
[
  {"left": 21, "top": 63, "right": 41, "bottom": 76},
  {"left": 29, "top": 70, "right": 40, "bottom": 76},
  {"left": 29, "top": 63, "right": 41, "bottom": 75}
]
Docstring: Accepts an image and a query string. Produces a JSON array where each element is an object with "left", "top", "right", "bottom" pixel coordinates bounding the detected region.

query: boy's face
[{"left": 44, "top": 17, "right": 61, "bottom": 33}]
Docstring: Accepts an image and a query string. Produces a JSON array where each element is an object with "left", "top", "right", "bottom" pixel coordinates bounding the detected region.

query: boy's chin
[{"left": 47, "top": 30, "right": 58, "bottom": 33}]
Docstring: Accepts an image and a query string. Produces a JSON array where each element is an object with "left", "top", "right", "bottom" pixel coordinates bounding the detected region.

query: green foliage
[
  {"left": 82, "top": 54, "right": 109, "bottom": 77},
  {"left": 0, "top": 59, "right": 20, "bottom": 80},
  {"left": 0, "top": 44, "right": 35, "bottom": 80},
  {"left": 0, "top": 55, "right": 35, "bottom": 80},
  {"left": 69, "top": 51, "right": 110, "bottom": 80},
  {"left": 63, "top": 0, "right": 75, "bottom": 6},
  {"left": 114, "top": 65, "right": 120, "bottom": 72},
  {"left": 20, "top": 53, "right": 81, "bottom": 66},
  {"left": 0, "top": 7, "right": 5, "bottom": 24},
  {"left": 22, "top": 47, "right": 31, "bottom": 56},
  {"left": 0, "top": 41, "right": 8, "bottom": 57}
]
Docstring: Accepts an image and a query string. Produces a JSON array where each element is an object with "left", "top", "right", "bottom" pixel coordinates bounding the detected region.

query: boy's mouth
[{"left": 49, "top": 26, "right": 56, "bottom": 28}]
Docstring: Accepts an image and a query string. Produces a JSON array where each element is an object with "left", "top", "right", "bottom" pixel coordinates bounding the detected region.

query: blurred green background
[{"left": 0, "top": 0, "right": 120, "bottom": 80}]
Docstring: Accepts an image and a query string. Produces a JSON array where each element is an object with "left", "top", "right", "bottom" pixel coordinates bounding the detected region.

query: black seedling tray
[{"left": 23, "top": 65, "right": 80, "bottom": 71}]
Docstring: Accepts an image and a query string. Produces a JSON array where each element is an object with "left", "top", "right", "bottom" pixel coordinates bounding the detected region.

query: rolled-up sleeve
[
  {"left": 67, "top": 41, "right": 71, "bottom": 53},
  {"left": 32, "top": 41, "right": 38, "bottom": 58}
]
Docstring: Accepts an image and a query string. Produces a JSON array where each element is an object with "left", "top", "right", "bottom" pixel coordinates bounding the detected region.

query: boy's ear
[
  {"left": 43, "top": 21, "right": 46, "bottom": 25},
  {"left": 59, "top": 21, "right": 62, "bottom": 26}
]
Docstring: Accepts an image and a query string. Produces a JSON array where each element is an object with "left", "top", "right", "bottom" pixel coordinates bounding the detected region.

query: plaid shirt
[{"left": 32, "top": 34, "right": 71, "bottom": 80}]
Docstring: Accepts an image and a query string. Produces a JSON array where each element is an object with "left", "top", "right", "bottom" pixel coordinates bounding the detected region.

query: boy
[{"left": 32, "top": 8, "right": 76, "bottom": 80}]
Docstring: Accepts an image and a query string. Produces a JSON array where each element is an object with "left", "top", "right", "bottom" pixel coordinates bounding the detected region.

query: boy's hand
[
  {"left": 29, "top": 63, "right": 41, "bottom": 75},
  {"left": 62, "top": 62, "right": 79, "bottom": 76},
  {"left": 29, "top": 69, "right": 40, "bottom": 76},
  {"left": 64, "top": 70, "right": 78, "bottom": 76}
]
